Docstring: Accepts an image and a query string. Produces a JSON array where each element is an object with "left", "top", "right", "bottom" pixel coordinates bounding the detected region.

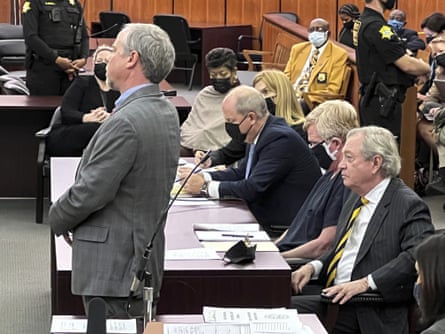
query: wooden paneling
[
  {"left": 336, "top": 0, "right": 363, "bottom": 41},
  {"left": 114, "top": 0, "right": 173, "bottom": 23},
  {"left": 281, "top": 0, "right": 338, "bottom": 35},
  {"left": 398, "top": 0, "right": 442, "bottom": 32},
  {"left": 83, "top": 0, "right": 109, "bottom": 32},
  {"left": 173, "top": 0, "right": 225, "bottom": 25},
  {"left": 226, "top": 0, "right": 279, "bottom": 50},
  {"left": 0, "top": 0, "right": 12, "bottom": 23}
]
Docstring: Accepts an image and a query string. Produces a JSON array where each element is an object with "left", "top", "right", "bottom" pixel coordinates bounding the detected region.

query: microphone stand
[{"left": 126, "top": 151, "right": 212, "bottom": 325}]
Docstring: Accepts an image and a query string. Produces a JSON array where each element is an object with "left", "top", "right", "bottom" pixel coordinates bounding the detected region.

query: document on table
[
  {"left": 193, "top": 223, "right": 260, "bottom": 232},
  {"left": 164, "top": 323, "right": 250, "bottom": 334},
  {"left": 202, "top": 306, "right": 297, "bottom": 323},
  {"left": 50, "top": 317, "right": 137, "bottom": 333},
  {"left": 194, "top": 231, "right": 270, "bottom": 241},
  {"left": 201, "top": 241, "right": 278, "bottom": 252},
  {"left": 165, "top": 247, "right": 221, "bottom": 260}
]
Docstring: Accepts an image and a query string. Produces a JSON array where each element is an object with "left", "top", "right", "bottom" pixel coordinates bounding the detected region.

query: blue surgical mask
[
  {"left": 413, "top": 282, "right": 421, "bottom": 305},
  {"left": 387, "top": 19, "right": 404, "bottom": 32},
  {"left": 308, "top": 31, "right": 328, "bottom": 48}
]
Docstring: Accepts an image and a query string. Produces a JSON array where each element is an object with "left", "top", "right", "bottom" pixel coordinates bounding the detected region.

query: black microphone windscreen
[{"left": 87, "top": 297, "right": 106, "bottom": 334}]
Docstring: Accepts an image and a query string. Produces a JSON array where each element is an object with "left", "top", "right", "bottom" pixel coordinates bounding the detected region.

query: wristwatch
[{"left": 200, "top": 181, "right": 209, "bottom": 198}]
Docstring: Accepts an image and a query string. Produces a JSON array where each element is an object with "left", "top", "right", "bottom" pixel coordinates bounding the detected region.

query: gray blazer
[
  {"left": 422, "top": 318, "right": 445, "bottom": 334},
  {"left": 319, "top": 178, "right": 434, "bottom": 334},
  {"left": 48, "top": 84, "right": 180, "bottom": 301}
]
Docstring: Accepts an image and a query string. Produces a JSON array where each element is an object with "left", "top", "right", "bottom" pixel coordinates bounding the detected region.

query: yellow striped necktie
[
  {"left": 325, "top": 197, "right": 369, "bottom": 287},
  {"left": 296, "top": 48, "right": 319, "bottom": 96}
]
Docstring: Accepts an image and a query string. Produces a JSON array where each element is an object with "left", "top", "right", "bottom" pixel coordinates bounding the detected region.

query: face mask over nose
[
  {"left": 343, "top": 20, "right": 354, "bottom": 30},
  {"left": 308, "top": 31, "right": 328, "bottom": 48},
  {"left": 225, "top": 115, "right": 251, "bottom": 142}
]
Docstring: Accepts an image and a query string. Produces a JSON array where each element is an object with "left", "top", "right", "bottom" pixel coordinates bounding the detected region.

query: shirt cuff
[
  {"left": 208, "top": 181, "right": 220, "bottom": 199},
  {"left": 203, "top": 172, "right": 212, "bottom": 182},
  {"left": 367, "top": 274, "right": 377, "bottom": 291},
  {"left": 309, "top": 260, "right": 323, "bottom": 280}
]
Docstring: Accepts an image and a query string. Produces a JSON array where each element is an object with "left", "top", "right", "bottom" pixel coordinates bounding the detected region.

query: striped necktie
[
  {"left": 296, "top": 48, "right": 319, "bottom": 95},
  {"left": 245, "top": 143, "right": 256, "bottom": 179},
  {"left": 325, "top": 196, "right": 369, "bottom": 287}
]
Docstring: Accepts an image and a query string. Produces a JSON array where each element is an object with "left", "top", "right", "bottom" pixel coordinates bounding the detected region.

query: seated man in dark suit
[
  {"left": 291, "top": 126, "right": 434, "bottom": 334},
  {"left": 181, "top": 85, "right": 321, "bottom": 237},
  {"left": 284, "top": 18, "right": 349, "bottom": 113},
  {"left": 275, "top": 100, "right": 359, "bottom": 259},
  {"left": 388, "top": 9, "right": 426, "bottom": 56}
]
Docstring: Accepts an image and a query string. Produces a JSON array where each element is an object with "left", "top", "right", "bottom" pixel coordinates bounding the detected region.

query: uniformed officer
[
  {"left": 22, "top": 0, "right": 89, "bottom": 95},
  {"left": 353, "top": 0, "right": 430, "bottom": 137}
]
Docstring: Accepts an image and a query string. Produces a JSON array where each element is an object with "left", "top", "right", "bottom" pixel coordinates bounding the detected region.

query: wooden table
[
  {"left": 50, "top": 163, "right": 290, "bottom": 315},
  {"left": 147, "top": 314, "right": 327, "bottom": 334}
]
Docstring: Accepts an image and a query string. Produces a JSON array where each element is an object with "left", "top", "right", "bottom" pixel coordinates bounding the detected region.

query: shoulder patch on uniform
[
  {"left": 22, "top": 1, "right": 31, "bottom": 13},
  {"left": 379, "top": 25, "right": 394, "bottom": 40}
]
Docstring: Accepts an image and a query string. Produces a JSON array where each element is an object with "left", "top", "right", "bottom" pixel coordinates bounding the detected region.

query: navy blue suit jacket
[{"left": 209, "top": 115, "right": 321, "bottom": 234}]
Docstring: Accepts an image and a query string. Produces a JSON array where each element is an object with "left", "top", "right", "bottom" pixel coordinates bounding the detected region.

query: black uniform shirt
[
  {"left": 22, "top": 0, "right": 89, "bottom": 63},
  {"left": 355, "top": 7, "right": 412, "bottom": 87}
]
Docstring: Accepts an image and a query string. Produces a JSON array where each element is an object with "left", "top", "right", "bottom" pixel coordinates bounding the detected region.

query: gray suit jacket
[
  {"left": 48, "top": 84, "right": 180, "bottom": 301},
  {"left": 319, "top": 178, "right": 434, "bottom": 334}
]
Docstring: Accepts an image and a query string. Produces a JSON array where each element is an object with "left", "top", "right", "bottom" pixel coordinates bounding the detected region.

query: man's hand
[
  {"left": 194, "top": 150, "right": 212, "bottom": 168},
  {"left": 322, "top": 277, "right": 369, "bottom": 304},
  {"left": 71, "top": 58, "right": 87, "bottom": 70},
  {"left": 55, "top": 56, "right": 75, "bottom": 71},
  {"left": 182, "top": 173, "right": 205, "bottom": 194},
  {"left": 291, "top": 264, "right": 314, "bottom": 294}
]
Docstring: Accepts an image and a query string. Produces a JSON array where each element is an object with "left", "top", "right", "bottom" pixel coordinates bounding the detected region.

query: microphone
[
  {"left": 126, "top": 151, "right": 212, "bottom": 319},
  {"left": 86, "top": 297, "right": 106, "bottom": 334}
]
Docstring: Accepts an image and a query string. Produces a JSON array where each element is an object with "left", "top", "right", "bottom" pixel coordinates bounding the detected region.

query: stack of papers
[{"left": 163, "top": 307, "right": 315, "bottom": 334}]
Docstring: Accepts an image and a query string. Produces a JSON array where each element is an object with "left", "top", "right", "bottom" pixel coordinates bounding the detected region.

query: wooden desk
[
  {"left": 50, "top": 163, "right": 290, "bottom": 315},
  {"left": 0, "top": 95, "right": 61, "bottom": 197},
  {"left": 187, "top": 23, "right": 251, "bottom": 87},
  {"left": 147, "top": 314, "right": 327, "bottom": 334},
  {"left": 0, "top": 93, "right": 190, "bottom": 197}
]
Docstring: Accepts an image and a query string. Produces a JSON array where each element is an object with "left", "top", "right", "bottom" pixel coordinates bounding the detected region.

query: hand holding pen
[
  {"left": 177, "top": 168, "right": 205, "bottom": 195},
  {"left": 194, "top": 150, "right": 213, "bottom": 168}
]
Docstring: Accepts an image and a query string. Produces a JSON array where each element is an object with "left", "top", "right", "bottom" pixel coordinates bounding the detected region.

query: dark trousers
[{"left": 26, "top": 60, "right": 73, "bottom": 96}]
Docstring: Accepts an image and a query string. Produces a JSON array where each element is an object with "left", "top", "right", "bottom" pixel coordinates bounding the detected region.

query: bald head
[
  {"left": 389, "top": 9, "right": 406, "bottom": 23},
  {"left": 309, "top": 18, "right": 330, "bottom": 33}
]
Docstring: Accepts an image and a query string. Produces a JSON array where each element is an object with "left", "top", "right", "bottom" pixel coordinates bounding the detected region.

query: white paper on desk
[
  {"left": 195, "top": 231, "right": 270, "bottom": 241},
  {"left": 172, "top": 197, "right": 219, "bottom": 206},
  {"left": 50, "top": 318, "right": 136, "bottom": 333},
  {"left": 201, "top": 241, "right": 278, "bottom": 252},
  {"left": 193, "top": 223, "right": 260, "bottom": 232},
  {"left": 165, "top": 323, "right": 250, "bottom": 334},
  {"left": 203, "top": 306, "right": 298, "bottom": 323},
  {"left": 165, "top": 247, "right": 221, "bottom": 260}
]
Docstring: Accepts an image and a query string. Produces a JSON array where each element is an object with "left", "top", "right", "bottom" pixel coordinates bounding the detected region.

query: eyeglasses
[{"left": 308, "top": 26, "right": 327, "bottom": 33}]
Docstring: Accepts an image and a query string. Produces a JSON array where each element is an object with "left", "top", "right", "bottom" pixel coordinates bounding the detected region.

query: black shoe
[{"left": 425, "top": 177, "right": 445, "bottom": 196}]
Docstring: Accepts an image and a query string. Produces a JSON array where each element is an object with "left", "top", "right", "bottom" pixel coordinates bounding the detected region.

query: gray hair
[
  {"left": 226, "top": 85, "right": 267, "bottom": 118},
  {"left": 347, "top": 126, "right": 401, "bottom": 178},
  {"left": 119, "top": 23, "right": 175, "bottom": 83}
]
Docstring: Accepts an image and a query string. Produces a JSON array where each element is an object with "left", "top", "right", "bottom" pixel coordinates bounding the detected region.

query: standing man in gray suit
[
  {"left": 291, "top": 126, "right": 434, "bottom": 334},
  {"left": 48, "top": 23, "right": 180, "bottom": 317}
]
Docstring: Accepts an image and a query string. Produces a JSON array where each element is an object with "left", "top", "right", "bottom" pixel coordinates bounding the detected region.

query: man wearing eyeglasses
[{"left": 284, "top": 18, "right": 349, "bottom": 114}]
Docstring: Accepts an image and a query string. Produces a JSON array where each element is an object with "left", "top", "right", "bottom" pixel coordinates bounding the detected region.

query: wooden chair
[
  {"left": 242, "top": 32, "right": 298, "bottom": 71},
  {"left": 302, "top": 64, "right": 352, "bottom": 110}
]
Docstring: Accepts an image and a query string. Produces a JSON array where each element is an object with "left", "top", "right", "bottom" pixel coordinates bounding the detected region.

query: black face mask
[
  {"left": 265, "top": 97, "right": 276, "bottom": 115},
  {"left": 436, "top": 53, "right": 445, "bottom": 68},
  {"left": 343, "top": 20, "right": 354, "bottom": 30},
  {"left": 381, "top": 0, "right": 395, "bottom": 10},
  {"left": 225, "top": 115, "right": 250, "bottom": 142},
  {"left": 426, "top": 36, "right": 434, "bottom": 44},
  {"left": 94, "top": 62, "right": 107, "bottom": 81},
  {"left": 211, "top": 78, "right": 233, "bottom": 94},
  {"left": 311, "top": 142, "right": 334, "bottom": 170}
]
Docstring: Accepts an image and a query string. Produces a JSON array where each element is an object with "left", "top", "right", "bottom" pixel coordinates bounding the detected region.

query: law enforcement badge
[
  {"left": 317, "top": 72, "right": 327, "bottom": 83},
  {"left": 22, "top": 1, "right": 31, "bottom": 13},
  {"left": 379, "top": 25, "right": 394, "bottom": 40},
  {"left": 69, "top": 0, "right": 75, "bottom": 5}
]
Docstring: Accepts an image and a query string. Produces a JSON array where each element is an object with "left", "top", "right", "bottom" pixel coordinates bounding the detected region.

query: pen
[
  {"left": 221, "top": 234, "right": 254, "bottom": 238},
  {"left": 175, "top": 168, "right": 202, "bottom": 183}
]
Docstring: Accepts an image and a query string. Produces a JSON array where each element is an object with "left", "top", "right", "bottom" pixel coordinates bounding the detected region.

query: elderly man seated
[{"left": 284, "top": 18, "right": 349, "bottom": 113}]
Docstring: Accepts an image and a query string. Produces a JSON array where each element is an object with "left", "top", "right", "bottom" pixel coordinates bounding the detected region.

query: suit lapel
[
  {"left": 354, "top": 179, "right": 398, "bottom": 266},
  {"left": 309, "top": 41, "right": 331, "bottom": 86}
]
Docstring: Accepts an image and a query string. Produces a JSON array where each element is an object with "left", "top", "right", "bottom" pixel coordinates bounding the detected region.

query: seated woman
[
  {"left": 415, "top": 234, "right": 445, "bottom": 333},
  {"left": 417, "top": 35, "right": 445, "bottom": 194},
  {"left": 195, "top": 69, "right": 306, "bottom": 167},
  {"left": 180, "top": 47, "right": 239, "bottom": 156},
  {"left": 47, "top": 45, "right": 120, "bottom": 156}
]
